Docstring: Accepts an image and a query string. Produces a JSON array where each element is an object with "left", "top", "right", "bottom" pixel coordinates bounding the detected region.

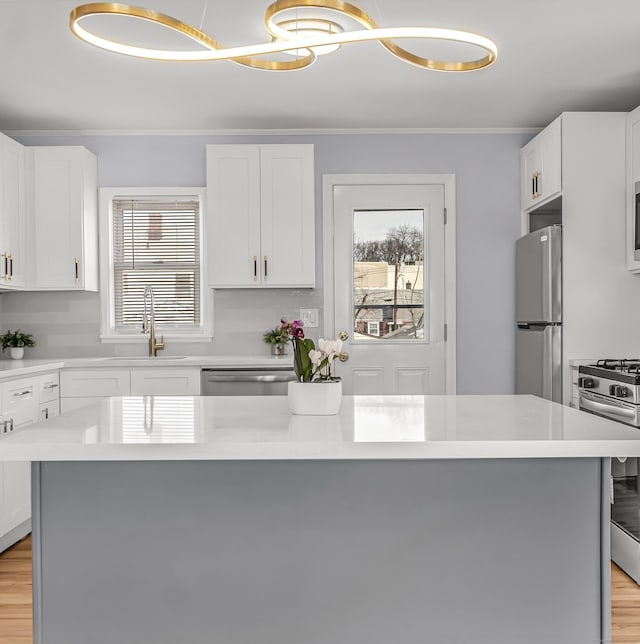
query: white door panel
[{"left": 333, "top": 184, "right": 446, "bottom": 395}]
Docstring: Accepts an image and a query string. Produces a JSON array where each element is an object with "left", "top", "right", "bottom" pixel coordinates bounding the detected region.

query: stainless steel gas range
[{"left": 579, "top": 359, "right": 640, "bottom": 583}]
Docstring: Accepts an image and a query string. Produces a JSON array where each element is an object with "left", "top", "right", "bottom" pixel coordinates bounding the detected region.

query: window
[
  {"left": 367, "top": 321, "right": 380, "bottom": 336},
  {"left": 100, "top": 188, "right": 211, "bottom": 341}
]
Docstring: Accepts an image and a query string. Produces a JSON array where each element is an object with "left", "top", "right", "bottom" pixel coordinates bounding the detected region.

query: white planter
[
  {"left": 288, "top": 380, "right": 342, "bottom": 416},
  {"left": 9, "top": 347, "right": 24, "bottom": 360}
]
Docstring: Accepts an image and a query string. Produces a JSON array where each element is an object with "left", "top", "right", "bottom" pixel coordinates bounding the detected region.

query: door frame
[{"left": 322, "top": 174, "right": 456, "bottom": 394}]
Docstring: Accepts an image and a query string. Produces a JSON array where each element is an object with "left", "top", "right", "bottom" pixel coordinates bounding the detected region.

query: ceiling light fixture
[{"left": 69, "top": 1, "right": 498, "bottom": 72}]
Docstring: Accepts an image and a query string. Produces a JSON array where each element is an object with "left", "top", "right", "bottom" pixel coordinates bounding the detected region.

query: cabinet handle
[
  {"left": 6, "top": 418, "right": 13, "bottom": 432},
  {"left": 44, "top": 383, "right": 59, "bottom": 390},
  {"left": 253, "top": 256, "right": 258, "bottom": 281},
  {"left": 42, "top": 408, "right": 49, "bottom": 420},
  {"left": 264, "top": 256, "right": 268, "bottom": 280},
  {"left": 4, "top": 253, "right": 12, "bottom": 281},
  {"left": 75, "top": 258, "right": 80, "bottom": 284},
  {"left": 532, "top": 173, "right": 536, "bottom": 199},
  {"left": 13, "top": 389, "right": 31, "bottom": 397}
]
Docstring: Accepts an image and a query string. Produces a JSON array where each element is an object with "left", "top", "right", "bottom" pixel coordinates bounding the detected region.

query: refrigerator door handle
[
  {"left": 541, "top": 325, "right": 562, "bottom": 403},
  {"left": 542, "top": 326, "right": 553, "bottom": 401}
]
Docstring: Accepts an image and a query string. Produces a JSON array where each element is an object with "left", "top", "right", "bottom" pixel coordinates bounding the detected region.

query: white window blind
[{"left": 112, "top": 197, "right": 201, "bottom": 330}]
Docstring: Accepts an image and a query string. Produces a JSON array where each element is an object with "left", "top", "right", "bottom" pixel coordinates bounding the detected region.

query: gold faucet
[{"left": 142, "top": 286, "right": 165, "bottom": 357}]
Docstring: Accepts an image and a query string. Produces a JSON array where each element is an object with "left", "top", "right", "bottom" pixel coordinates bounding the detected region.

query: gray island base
[{"left": 32, "top": 457, "right": 609, "bottom": 644}]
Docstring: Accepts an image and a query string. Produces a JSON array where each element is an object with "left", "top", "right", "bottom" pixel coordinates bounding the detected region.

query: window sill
[{"left": 100, "top": 334, "right": 213, "bottom": 344}]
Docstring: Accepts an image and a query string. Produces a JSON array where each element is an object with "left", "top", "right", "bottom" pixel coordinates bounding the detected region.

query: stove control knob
[
  {"left": 578, "top": 377, "right": 595, "bottom": 389},
  {"left": 610, "top": 384, "right": 629, "bottom": 398}
]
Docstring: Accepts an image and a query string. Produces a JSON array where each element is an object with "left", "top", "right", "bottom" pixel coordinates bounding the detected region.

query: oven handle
[{"left": 579, "top": 395, "right": 636, "bottom": 419}]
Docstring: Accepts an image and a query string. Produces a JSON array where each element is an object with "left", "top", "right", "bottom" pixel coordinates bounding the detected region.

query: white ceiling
[{"left": 2, "top": 0, "right": 640, "bottom": 132}]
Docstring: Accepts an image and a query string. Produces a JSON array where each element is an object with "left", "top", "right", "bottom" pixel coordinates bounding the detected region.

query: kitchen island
[{"left": 2, "top": 394, "right": 640, "bottom": 644}]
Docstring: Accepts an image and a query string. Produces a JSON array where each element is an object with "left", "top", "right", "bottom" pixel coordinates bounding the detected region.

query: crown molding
[{"left": 5, "top": 127, "right": 542, "bottom": 137}]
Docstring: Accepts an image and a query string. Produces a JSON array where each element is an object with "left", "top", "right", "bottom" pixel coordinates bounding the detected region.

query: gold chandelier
[{"left": 69, "top": 1, "right": 498, "bottom": 72}]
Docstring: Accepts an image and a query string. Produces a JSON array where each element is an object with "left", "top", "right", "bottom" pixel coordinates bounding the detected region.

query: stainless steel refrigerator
[{"left": 516, "top": 225, "right": 562, "bottom": 403}]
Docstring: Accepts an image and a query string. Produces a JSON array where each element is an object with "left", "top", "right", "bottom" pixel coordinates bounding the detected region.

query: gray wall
[{"left": 3, "top": 132, "right": 531, "bottom": 393}]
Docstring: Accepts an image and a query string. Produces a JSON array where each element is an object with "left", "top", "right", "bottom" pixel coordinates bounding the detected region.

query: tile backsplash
[{"left": 0, "top": 289, "right": 324, "bottom": 359}]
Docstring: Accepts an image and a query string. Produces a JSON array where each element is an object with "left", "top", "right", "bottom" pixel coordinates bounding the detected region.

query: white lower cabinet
[
  {"left": 130, "top": 368, "right": 200, "bottom": 395},
  {"left": 60, "top": 368, "right": 130, "bottom": 411},
  {"left": 0, "top": 370, "right": 60, "bottom": 552},
  {"left": 61, "top": 367, "right": 201, "bottom": 410}
]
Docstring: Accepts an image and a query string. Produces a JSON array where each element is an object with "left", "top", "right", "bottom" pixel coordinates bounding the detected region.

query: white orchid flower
[
  {"left": 308, "top": 349, "right": 323, "bottom": 365},
  {"left": 318, "top": 338, "right": 343, "bottom": 358}
]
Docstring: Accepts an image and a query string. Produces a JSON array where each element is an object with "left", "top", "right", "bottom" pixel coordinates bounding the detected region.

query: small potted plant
[
  {"left": 263, "top": 322, "right": 290, "bottom": 356},
  {"left": 0, "top": 329, "right": 35, "bottom": 360}
]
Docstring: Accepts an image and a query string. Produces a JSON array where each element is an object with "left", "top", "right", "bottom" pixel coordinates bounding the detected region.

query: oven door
[{"left": 579, "top": 390, "right": 639, "bottom": 425}]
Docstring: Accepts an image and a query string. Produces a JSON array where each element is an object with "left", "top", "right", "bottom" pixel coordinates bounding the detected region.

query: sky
[{"left": 353, "top": 209, "right": 424, "bottom": 242}]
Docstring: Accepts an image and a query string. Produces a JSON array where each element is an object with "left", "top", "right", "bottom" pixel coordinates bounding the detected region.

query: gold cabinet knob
[
  {"left": 338, "top": 352, "right": 348, "bottom": 362},
  {"left": 338, "top": 331, "right": 349, "bottom": 341}
]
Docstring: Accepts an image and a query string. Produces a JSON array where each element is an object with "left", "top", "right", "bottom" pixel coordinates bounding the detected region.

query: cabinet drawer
[
  {"left": 61, "top": 369, "right": 130, "bottom": 397},
  {"left": 2, "top": 377, "right": 38, "bottom": 428},
  {"left": 38, "top": 372, "right": 60, "bottom": 403},
  {"left": 130, "top": 368, "right": 201, "bottom": 396}
]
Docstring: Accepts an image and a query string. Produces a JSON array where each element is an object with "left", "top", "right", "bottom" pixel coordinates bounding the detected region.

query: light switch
[{"left": 300, "top": 308, "right": 319, "bottom": 328}]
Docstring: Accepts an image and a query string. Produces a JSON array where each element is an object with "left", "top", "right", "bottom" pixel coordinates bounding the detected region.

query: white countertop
[
  {"left": 0, "top": 355, "right": 293, "bottom": 379},
  {"left": 2, "top": 394, "right": 640, "bottom": 461}
]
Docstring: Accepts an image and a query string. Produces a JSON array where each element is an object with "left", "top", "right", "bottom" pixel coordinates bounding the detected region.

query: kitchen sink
[{"left": 101, "top": 356, "right": 189, "bottom": 361}]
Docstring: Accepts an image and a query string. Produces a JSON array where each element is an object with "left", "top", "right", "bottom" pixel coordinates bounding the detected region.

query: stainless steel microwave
[{"left": 635, "top": 181, "right": 640, "bottom": 261}]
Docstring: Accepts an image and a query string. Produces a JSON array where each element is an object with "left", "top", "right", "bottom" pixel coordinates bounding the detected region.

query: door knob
[
  {"left": 338, "top": 331, "right": 349, "bottom": 341},
  {"left": 338, "top": 352, "right": 348, "bottom": 362}
]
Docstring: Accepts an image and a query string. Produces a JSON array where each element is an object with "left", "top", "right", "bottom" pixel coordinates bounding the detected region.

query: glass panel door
[{"left": 353, "top": 209, "right": 425, "bottom": 341}]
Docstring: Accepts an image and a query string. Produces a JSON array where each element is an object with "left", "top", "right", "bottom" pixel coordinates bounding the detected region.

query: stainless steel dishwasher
[{"left": 201, "top": 366, "right": 296, "bottom": 396}]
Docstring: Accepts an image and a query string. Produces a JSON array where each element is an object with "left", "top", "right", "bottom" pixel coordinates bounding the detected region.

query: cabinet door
[
  {"left": 1, "top": 137, "right": 26, "bottom": 288},
  {"left": 60, "top": 368, "right": 130, "bottom": 397},
  {"left": 39, "top": 400, "right": 60, "bottom": 421},
  {"left": 206, "top": 145, "right": 261, "bottom": 287},
  {"left": 130, "top": 368, "right": 201, "bottom": 395},
  {"left": 0, "top": 134, "right": 26, "bottom": 289},
  {"left": 260, "top": 145, "right": 315, "bottom": 287},
  {"left": 522, "top": 118, "right": 562, "bottom": 211},
  {"left": 521, "top": 141, "right": 541, "bottom": 211},
  {"left": 2, "top": 461, "right": 30, "bottom": 535},
  {"left": 32, "top": 147, "right": 97, "bottom": 290},
  {"left": 538, "top": 117, "right": 562, "bottom": 202}
]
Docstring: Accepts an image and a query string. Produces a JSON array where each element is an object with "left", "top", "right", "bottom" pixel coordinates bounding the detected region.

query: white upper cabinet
[
  {"left": 29, "top": 146, "right": 98, "bottom": 291},
  {"left": 206, "top": 144, "right": 315, "bottom": 288},
  {"left": 0, "top": 133, "right": 26, "bottom": 289},
  {"left": 521, "top": 117, "right": 562, "bottom": 211}
]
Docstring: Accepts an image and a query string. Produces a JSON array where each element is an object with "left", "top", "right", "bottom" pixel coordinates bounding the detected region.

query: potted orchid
[{"left": 278, "top": 318, "right": 344, "bottom": 415}]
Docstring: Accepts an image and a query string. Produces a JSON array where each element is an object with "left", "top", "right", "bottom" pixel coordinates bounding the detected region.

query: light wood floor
[
  {"left": 0, "top": 536, "right": 32, "bottom": 644},
  {"left": 2, "top": 536, "right": 640, "bottom": 644}
]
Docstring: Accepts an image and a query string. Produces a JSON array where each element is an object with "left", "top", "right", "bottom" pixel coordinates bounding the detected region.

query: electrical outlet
[{"left": 300, "top": 308, "right": 318, "bottom": 328}]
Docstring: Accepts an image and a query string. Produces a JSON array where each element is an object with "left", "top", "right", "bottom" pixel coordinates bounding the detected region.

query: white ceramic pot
[
  {"left": 288, "top": 380, "right": 342, "bottom": 416},
  {"left": 9, "top": 347, "right": 24, "bottom": 360}
]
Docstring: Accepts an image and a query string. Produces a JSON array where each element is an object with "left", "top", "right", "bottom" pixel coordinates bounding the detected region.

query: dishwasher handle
[{"left": 204, "top": 374, "right": 296, "bottom": 383}]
